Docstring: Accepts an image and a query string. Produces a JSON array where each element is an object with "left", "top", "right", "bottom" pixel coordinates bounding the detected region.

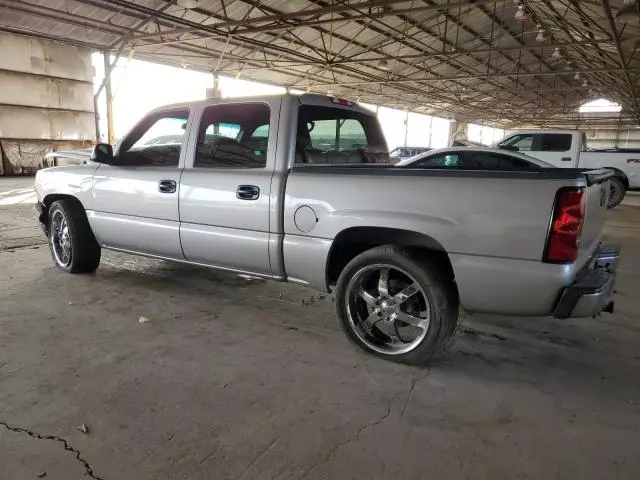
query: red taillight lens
[
  {"left": 545, "top": 189, "right": 585, "bottom": 263},
  {"left": 331, "top": 97, "right": 353, "bottom": 106}
]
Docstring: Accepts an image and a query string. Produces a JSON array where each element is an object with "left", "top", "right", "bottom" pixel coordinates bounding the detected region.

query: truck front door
[
  {"left": 178, "top": 100, "right": 279, "bottom": 276},
  {"left": 90, "top": 108, "right": 191, "bottom": 258}
]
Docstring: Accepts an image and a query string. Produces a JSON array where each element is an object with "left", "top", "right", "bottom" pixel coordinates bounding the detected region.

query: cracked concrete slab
[
  {"left": 1, "top": 178, "right": 640, "bottom": 480},
  {"left": 0, "top": 422, "right": 87, "bottom": 480}
]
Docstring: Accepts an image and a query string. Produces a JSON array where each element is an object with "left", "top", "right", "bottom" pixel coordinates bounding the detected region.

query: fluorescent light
[
  {"left": 378, "top": 59, "right": 390, "bottom": 71},
  {"left": 536, "top": 29, "right": 550, "bottom": 42},
  {"left": 514, "top": 5, "right": 529, "bottom": 20},
  {"left": 177, "top": 0, "right": 200, "bottom": 9}
]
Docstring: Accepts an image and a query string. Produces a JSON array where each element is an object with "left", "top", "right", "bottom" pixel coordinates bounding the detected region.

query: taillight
[
  {"left": 544, "top": 188, "right": 585, "bottom": 263},
  {"left": 331, "top": 97, "right": 353, "bottom": 106}
]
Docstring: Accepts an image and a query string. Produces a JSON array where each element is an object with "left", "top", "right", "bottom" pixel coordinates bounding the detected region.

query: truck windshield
[{"left": 296, "top": 105, "right": 389, "bottom": 164}]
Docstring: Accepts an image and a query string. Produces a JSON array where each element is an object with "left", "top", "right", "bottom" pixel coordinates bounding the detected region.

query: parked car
[
  {"left": 34, "top": 94, "right": 619, "bottom": 365},
  {"left": 389, "top": 146, "right": 430, "bottom": 163},
  {"left": 396, "top": 146, "right": 555, "bottom": 170},
  {"left": 494, "top": 129, "right": 640, "bottom": 207}
]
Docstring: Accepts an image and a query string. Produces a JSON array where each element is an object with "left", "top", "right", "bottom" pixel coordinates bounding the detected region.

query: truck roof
[
  {"left": 150, "top": 93, "right": 376, "bottom": 116},
  {"left": 505, "top": 129, "right": 581, "bottom": 135}
]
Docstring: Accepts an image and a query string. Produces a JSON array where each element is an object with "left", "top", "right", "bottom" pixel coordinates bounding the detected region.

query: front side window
[
  {"left": 500, "top": 134, "right": 534, "bottom": 152},
  {"left": 118, "top": 109, "right": 189, "bottom": 166},
  {"left": 296, "top": 105, "right": 388, "bottom": 164},
  {"left": 194, "top": 103, "right": 270, "bottom": 168}
]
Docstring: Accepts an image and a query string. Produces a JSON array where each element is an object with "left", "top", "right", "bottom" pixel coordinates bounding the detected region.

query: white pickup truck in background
[{"left": 494, "top": 129, "right": 640, "bottom": 208}]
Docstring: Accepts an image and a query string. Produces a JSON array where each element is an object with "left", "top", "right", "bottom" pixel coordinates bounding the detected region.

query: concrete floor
[{"left": 1, "top": 177, "right": 639, "bottom": 480}]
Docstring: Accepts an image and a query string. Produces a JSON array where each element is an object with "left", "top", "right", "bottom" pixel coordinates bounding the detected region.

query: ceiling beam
[
  {"left": 600, "top": 0, "right": 640, "bottom": 119},
  {"left": 294, "top": 67, "right": 636, "bottom": 87},
  {"left": 125, "top": 0, "right": 503, "bottom": 40}
]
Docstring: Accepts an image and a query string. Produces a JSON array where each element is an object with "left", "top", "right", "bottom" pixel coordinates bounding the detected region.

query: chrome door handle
[
  {"left": 158, "top": 179, "right": 177, "bottom": 193},
  {"left": 236, "top": 185, "right": 260, "bottom": 200}
]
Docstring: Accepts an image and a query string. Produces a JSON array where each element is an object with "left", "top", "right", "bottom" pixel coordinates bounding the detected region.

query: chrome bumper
[{"left": 554, "top": 244, "right": 620, "bottom": 319}]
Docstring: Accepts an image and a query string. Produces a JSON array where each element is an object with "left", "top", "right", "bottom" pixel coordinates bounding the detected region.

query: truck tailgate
[{"left": 578, "top": 169, "right": 613, "bottom": 263}]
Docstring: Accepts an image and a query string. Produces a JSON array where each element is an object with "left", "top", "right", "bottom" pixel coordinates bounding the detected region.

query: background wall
[{"left": 0, "top": 32, "right": 94, "bottom": 175}]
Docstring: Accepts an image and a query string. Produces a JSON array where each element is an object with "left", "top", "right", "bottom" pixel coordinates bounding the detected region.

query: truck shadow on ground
[
  {"left": 431, "top": 312, "right": 640, "bottom": 405},
  {"left": 41, "top": 251, "right": 638, "bottom": 405}
]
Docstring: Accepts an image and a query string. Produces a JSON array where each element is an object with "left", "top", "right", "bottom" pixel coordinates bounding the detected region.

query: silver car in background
[{"left": 396, "top": 146, "right": 555, "bottom": 169}]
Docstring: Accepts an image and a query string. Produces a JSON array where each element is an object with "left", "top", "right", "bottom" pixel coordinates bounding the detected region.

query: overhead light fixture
[
  {"left": 514, "top": 5, "right": 529, "bottom": 21},
  {"left": 574, "top": 72, "right": 581, "bottom": 80},
  {"left": 582, "top": 79, "right": 589, "bottom": 87},
  {"left": 616, "top": 0, "right": 640, "bottom": 23},
  {"left": 378, "top": 59, "right": 390, "bottom": 71},
  {"left": 551, "top": 47, "right": 562, "bottom": 59},
  {"left": 536, "top": 29, "right": 550, "bottom": 43},
  {"left": 176, "top": 0, "right": 200, "bottom": 9}
]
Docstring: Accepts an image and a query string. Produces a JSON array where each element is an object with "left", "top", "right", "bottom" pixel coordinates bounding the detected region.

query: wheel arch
[
  {"left": 325, "top": 226, "right": 455, "bottom": 290},
  {"left": 40, "top": 194, "right": 86, "bottom": 230},
  {"left": 608, "top": 168, "right": 629, "bottom": 188}
]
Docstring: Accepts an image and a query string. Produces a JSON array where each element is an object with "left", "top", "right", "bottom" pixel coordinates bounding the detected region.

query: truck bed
[
  {"left": 284, "top": 164, "right": 612, "bottom": 315},
  {"left": 293, "top": 164, "right": 613, "bottom": 186}
]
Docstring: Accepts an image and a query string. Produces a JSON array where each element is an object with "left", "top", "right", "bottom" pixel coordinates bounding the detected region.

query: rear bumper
[{"left": 553, "top": 244, "right": 620, "bottom": 318}]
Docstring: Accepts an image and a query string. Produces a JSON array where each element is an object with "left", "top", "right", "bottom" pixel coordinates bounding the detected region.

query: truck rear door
[{"left": 177, "top": 99, "right": 281, "bottom": 276}]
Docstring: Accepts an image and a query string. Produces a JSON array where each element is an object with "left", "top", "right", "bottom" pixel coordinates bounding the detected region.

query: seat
[{"left": 197, "top": 137, "right": 263, "bottom": 168}]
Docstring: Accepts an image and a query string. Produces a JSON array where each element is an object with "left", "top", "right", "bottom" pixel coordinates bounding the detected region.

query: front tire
[
  {"left": 608, "top": 177, "right": 626, "bottom": 209},
  {"left": 48, "top": 199, "right": 101, "bottom": 273},
  {"left": 335, "top": 246, "right": 458, "bottom": 365}
]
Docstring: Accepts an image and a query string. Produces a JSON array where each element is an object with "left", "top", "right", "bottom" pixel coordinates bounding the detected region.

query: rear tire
[
  {"left": 47, "top": 199, "right": 101, "bottom": 273},
  {"left": 608, "top": 177, "right": 626, "bottom": 209},
  {"left": 335, "top": 245, "right": 458, "bottom": 365}
]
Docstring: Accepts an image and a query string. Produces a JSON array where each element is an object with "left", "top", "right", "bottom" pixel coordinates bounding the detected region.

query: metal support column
[
  {"left": 103, "top": 51, "right": 115, "bottom": 145},
  {"left": 404, "top": 110, "right": 409, "bottom": 147}
]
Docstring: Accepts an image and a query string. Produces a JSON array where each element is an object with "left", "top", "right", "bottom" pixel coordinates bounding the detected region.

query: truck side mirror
[{"left": 90, "top": 143, "right": 114, "bottom": 164}]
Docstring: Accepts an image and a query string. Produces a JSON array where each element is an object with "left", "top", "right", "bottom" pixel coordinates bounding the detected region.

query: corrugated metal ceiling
[{"left": 0, "top": 0, "right": 638, "bottom": 127}]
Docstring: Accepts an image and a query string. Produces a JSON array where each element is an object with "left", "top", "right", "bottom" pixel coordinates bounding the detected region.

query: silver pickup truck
[{"left": 34, "top": 94, "right": 620, "bottom": 364}]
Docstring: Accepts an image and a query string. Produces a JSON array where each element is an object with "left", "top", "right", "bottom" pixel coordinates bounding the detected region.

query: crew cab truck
[
  {"left": 35, "top": 94, "right": 620, "bottom": 365},
  {"left": 494, "top": 129, "right": 640, "bottom": 208}
]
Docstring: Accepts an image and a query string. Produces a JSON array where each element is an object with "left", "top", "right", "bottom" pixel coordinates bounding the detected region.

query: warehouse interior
[
  {"left": 1, "top": 1, "right": 640, "bottom": 479},
  {"left": 3, "top": 0, "right": 640, "bottom": 173}
]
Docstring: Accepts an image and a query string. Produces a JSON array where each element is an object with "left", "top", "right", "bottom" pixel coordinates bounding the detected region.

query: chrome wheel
[
  {"left": 51, "top": 209, "right": 72, "bottom": 267},
  {"left": 345, "top": 264, "right": 431, "bottom": 355}
]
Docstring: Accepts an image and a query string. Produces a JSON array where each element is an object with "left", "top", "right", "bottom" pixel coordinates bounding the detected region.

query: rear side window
[
  {"left": 464, "top": 152, "right": 501, "bottom": 169},
  {"left": 540, "top": 134, "right": 572, "bottom": 152},
  {"left": 414, "top": 153, "right": 461, "bottom": 167},
  {"left": 464, "top": 152, "right": 541, "bottom": 170},
  {"left": 194, "top": 103, "right": 270, "bottom": 168},
  {"left": 296, "top": 105, "right": 388, "bottom": 164}
]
